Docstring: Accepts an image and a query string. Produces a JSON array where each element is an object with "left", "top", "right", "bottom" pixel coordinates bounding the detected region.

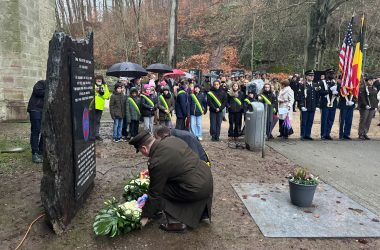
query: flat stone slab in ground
[{"left": 233, "top": 182, "right": 380, "bottom": 238}]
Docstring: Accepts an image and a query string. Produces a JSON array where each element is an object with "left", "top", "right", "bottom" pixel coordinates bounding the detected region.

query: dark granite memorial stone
[{"left": 41, "top": 32, "right": 95, "bottom": 234}]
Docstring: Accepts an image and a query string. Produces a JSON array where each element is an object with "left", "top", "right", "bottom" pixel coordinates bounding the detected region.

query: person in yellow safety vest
[{"left": 94, "top": 75, "right": 110, "bottom": 141}]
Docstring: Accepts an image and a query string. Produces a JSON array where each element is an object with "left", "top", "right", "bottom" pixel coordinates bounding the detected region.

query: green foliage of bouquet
[
  {"left": 93, "top": 197, "right": 142, "bottom": 237},
  {"left": 93, "top": 170, "right": 150, "bottom": 237},
  {"left": 288, "top": 167, "right": 319, "bottom": 186}
]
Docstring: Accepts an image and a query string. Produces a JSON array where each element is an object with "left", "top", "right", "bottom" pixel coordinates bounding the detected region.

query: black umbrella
[
  {"left": 146, "top": 63, "right": 173, "bottom": 74},
  {"left": 106, "top": 62, "right": 148, "bottom": 78}
]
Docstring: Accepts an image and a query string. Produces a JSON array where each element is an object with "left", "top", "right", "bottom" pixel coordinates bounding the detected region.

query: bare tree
[
  {"left": 304, "top": 0, "right": 350, "bottom": 70},
  {"left": 168, "top": 0, "right": 178, "bottom": 67}
]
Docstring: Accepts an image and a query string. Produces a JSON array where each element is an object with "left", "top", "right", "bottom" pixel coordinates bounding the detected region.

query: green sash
[
  {"left": 233, "top": 97, "right": 242, "bottom": 106},
  {"left": 260, "top": 94, "right": 272, "bottom": 105},
  {"left": 159, "top": 95, "right": 171, "bottom": 118},
  {"left": 244, "top": 98, "right": 251, "bottom": 105},
  {"left": 128, "top": 97, "right": 140, "bottom": 115},
  {"left": 141, "top": 94, "right": 155, "bottom": 107},
  {"left": 191, "top": 94, "right": 204, "bottom": 114},
  {"left": 177, "top": 90, "right": 186, "bottom": 95},
  {"left": 207, "top": 91, "right": 222, "bottom": 107}
]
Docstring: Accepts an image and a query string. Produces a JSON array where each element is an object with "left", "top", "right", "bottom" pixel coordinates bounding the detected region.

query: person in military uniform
[
  {"left": 318, "top": 69, "right": 339, "bottom": 140},
  {"left": 358, "top": 76, "right": 379, "bottom": 140},
  {"left": 153, "top": 125, "right": 211, "bottom": 166},
  {"left": 129, "top": 130, "right": 213, "bottom": 233},
  {"left": 338, "top": 79, "right": 356, "bottom": 140},
  {"left": 299, "top": 70, "right": 320, "bottom": 140}
]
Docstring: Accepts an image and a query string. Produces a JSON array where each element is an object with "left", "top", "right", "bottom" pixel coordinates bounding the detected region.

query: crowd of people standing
[{"left": 94, "top": 69, "right": 380, "bottom": 143}]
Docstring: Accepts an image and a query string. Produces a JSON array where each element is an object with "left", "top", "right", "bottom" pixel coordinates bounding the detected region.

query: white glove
[
  {"left": 365, "top": 105, "right": 371, "bottom": 110},
  {"left": 316, "top": 108, "right": 320, "bottom": 112},
  {"left": 301, "top": 107, "right": 307, "bottom": 112},
  {"left": 330, "top": 85, "right": 337, "bottom": 92},
  {"left": 346, "top": 101, "right": 354, "bottom": 106},
  {"left": 332, "top": 90, "right": 339, "bottom": 95}
]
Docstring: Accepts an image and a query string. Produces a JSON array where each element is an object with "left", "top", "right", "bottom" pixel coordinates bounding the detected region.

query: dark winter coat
[
  {"left": 207, "top": 87, "right": 227, "bottom": 113},
  {"left": 170, "top": 129, "right": 209, "bottom": 163},
  {"left": 299, "top": 82, "right": 320, "bottom": 111},
  {"left": 189, "top": 92, "right": 207, "bottom": 116},
  {"left": 27, "top": 80, "right": 45, "bottom": 112},
  {"left": 126, "top": 95, "right": 141, "bottom": 122},
  {"left": 227, "top": 90, "right": 244, "bottom": 113},
  {"left": 338, "top": 91, "right": 357, "bottom": 109},
  {"left": 109, "top": 92, "right": 125, "bottom": 119},
  {"left": 243, "top": 97, "right": 256, "bottom": 113},
  {"left": 158, "top": 92, "right": 175, "bottom": 121},
  {"left": 141, "top": 94, "right": 158, "bottom": 117},
  {"left": 358, "top": 85, "right": 379, "bottom": 110},
  {"left": 142, "top": 137, "right": 213, "bottom": 228},
  {"left": 175, "top": 90, "right": 189, "bottom": 118}
]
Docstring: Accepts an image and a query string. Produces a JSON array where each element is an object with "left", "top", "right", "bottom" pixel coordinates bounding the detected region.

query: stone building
[{"left": 0, "top": 0, "right": 55, "bottom": 121}]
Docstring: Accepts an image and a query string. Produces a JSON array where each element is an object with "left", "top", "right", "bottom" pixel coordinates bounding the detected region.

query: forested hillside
[{"left": 55, "top": 0, "right": 380, "bottom": 73}]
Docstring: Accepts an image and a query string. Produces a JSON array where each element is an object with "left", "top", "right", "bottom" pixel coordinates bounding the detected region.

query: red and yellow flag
[{"left": 351, "top": 14, "right": 366, "bottom": 97}]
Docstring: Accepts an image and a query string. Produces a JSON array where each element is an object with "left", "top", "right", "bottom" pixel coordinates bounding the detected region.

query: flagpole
[{"left": 361, "top": 14, "right": 367, "bottom": 77}]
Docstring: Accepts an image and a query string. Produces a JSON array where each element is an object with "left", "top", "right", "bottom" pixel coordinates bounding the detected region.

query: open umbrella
[
  {"left": 146, "top": 63, "right": 173, "bottom": 74},
  {"left": 163, "top": 69, "right": 186, "bottom": 77},
  {"left": 106, "top": 62, "right": 148, "bottom": 78}
]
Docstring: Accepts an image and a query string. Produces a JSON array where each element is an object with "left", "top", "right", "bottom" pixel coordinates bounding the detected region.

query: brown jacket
[{"left": 142, "top": 137, "right": 213, "bottom": 228}]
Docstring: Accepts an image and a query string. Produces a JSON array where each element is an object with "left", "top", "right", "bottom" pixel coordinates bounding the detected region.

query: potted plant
[{"left": 288, "top": 167, "right": 319, "bottom": 207}]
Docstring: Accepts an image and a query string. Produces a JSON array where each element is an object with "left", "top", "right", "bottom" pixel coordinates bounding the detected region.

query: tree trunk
[
  {"left": 168, "top": 0, "right": 178, "bottom": 68},
  {"left": 304, "top": 0, "right": 349, "bottom": 70},
  {"left": 65, "top": 0, "right": 73, "bottom": 24},
  {"left": 92, "top": 0, "right": 97, "bottom": 22}
]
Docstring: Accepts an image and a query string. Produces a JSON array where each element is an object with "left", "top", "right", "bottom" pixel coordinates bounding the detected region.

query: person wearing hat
[
  {"left": 153, "top": 125, "right": 210, "bottom": 166},
  {"left": 189, "top": 84, "right": 207, "bottom": 140},
  {"left": 358, "top": 76, "right": 379, "bottom": 140},
  {"left": 129, "top": 130, "right": 213, "bottom": 233},
  {"left": 27, "top": 80, "right": 45, "bottom": 163},
  {"left": 299, "top": 70, "right": 320, "bottom": 140},
  {"left": 109, "top": 82, "right": 126, "bottom": 142},
  {"left": 94, "top": 75, "right": 110, "bottom": 141},
  {"left": 318, "top": 69, "right": 339, "bottom": 140},
  {"left": 126, "top": 87, "right": 141, "bottom": 138},
  {"left": 157, "top": 86, "right": 174, "bottom": 128},
  {"left": 141, "top": 84, "right": 158, "bottom": 133},
  {"left": 208, "top": 80, "right": 228, "bottom": 141}
]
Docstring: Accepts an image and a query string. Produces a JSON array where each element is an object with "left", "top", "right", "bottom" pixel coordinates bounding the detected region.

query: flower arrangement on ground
[{"left": 93, "top": 170, "right": 149, "bottom": 237}]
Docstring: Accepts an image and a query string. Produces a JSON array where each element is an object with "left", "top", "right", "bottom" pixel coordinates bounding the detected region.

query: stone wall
[{"left": 0, "top": 0, "right": 55, "bottom": 121}]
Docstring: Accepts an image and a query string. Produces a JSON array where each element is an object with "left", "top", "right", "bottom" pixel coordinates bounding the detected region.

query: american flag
[{"left": 339, "top": 17, "right": 354, "bottom": 96}]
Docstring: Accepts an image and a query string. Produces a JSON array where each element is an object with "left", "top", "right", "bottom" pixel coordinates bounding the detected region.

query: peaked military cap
[
  {"left": 129, "top": 130, "right": 152, "bottom": 153},
  {"left": 305, "top": 70, "right": 315, "bottom": 76}
]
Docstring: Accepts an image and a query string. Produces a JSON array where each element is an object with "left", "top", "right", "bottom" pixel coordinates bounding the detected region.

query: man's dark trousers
[
  {"left": 339, "top": 107, "right": 353, "bottom": 138},
  {"left": 210, "top": 111, "right": 223, "bottom": 139},
  {"left": 320, "top": 108, "right": 336, "bottom": 138},
  {"left": 300, "top": 110, "right": 315, "bottom": 138},
  {"left": 29, "top": 111, "right": 43, "bottom": 154}
]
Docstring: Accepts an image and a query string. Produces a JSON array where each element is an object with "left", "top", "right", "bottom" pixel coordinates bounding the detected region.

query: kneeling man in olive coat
[{"left": 129, "top": 130, "right": 213, "bottom": 232}]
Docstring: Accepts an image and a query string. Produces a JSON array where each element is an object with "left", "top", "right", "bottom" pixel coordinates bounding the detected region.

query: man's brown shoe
[{"left": 159, "top": 223, "right": 187, "bottom": 233}]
